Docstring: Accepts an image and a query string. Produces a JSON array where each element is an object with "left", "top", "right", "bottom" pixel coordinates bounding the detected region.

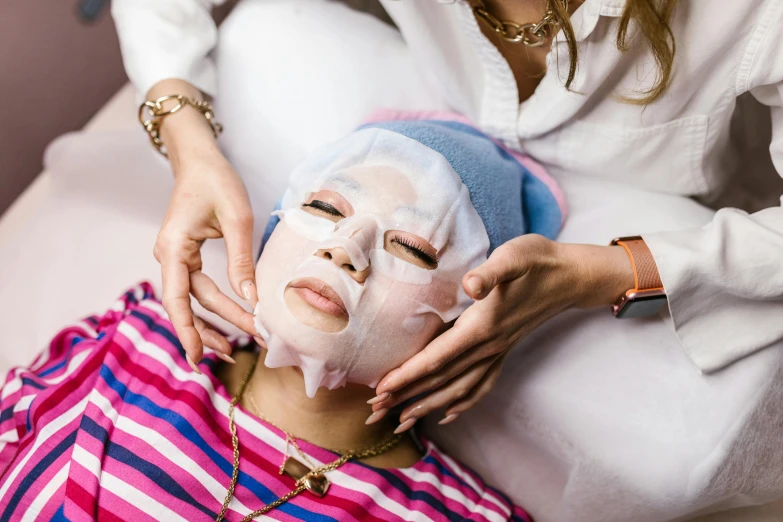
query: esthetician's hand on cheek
[
  {"left": 149, "top": 79, "right": 258, "bottom": 372},
  {"left": 370, "top": 234, "right": 635, "bottom": 430}
]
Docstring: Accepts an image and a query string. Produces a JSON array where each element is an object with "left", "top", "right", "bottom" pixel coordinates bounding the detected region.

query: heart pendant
[
  {"left": 303, "top": 473, "right": 330, "bottom": 497},
  {"left": 282, "top": 457, "right": 331, "bottom": 497}
]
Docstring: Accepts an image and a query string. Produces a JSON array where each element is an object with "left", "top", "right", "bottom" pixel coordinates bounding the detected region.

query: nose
[{"left": 315, "top": 247, "right": 370, "bottom": 284}]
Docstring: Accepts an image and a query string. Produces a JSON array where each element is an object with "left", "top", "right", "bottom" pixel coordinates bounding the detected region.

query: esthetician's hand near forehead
[
  {"left": 149, "top": 79, "right": 258, "bottom": 370},
  {"left": 368, "top": 234, "right": 636, "bottom": 430}
]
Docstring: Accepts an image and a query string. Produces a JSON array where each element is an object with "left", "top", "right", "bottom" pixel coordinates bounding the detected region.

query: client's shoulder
[
  {"left": 0, "top": 283, "right": 191, "bottom": 467},
  {"left": 89, "top": 282, "right": 191, "bottom": 376},
  {"left": 9, "top": 282, "right": 219, "bottom": 399},
  {"left": 407, "top": 438, "right": 533, "bottom": 521}
]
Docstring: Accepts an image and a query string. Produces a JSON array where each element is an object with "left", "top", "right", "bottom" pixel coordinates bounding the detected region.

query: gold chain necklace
[
  {"left": 473, "top": 0, "right": 568, "bottom": 47},
  {"left": 216, "top": 357, "right": 403, "bottom": 522}
]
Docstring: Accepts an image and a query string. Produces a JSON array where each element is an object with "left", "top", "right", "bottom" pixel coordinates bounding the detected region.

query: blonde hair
[{"left": 549, "top": 0, "right": 677, "bottom": 104}]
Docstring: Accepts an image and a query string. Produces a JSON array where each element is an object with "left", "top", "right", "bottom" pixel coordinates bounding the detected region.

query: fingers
[
  {"left": 463, "top": 238, "right": 530, "bottom": 300},
  {"left": 369, "top": 347, "right": 490, "bottom": 412},
  {"left": 190, "top": 270, "right": 257, "bottom": 336},
  {"left": 441, "top": 354, "right": 506, "bottom": 421},
  {"left": 386, "top": 356, "right": 499, "bottom": 434},
  {"left": 375, "top": 318, "right": 485, "bottom": 395},
  {"left": 160, "top": 253, "right": 204, "bottom": 368},
  {"left": 192, "top": 316, "right": 235, "bottom": 364},
  {"left": 221, "top": 209, "right": 258, "bottom": 309}
]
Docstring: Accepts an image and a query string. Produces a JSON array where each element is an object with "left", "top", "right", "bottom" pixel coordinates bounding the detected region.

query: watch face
[{"left": 615, "top": 294, "right": 668, "bottom": 318}]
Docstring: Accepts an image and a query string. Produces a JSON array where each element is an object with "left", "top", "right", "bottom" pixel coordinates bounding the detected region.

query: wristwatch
[{"left": 610, "top": 236, "right": 667, "bottom": 318}]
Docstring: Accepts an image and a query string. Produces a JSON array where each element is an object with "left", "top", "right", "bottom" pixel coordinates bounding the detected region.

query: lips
[{"left": 288, "top": 277, "right": 348, "bottom": 318}]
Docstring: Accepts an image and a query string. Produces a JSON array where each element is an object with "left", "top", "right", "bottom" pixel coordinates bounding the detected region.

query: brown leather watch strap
[{"left": 616, "top": 239, "right": 663, "bottom": 291}]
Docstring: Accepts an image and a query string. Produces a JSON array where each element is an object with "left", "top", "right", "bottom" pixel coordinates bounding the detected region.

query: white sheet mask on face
[{"left": 254, "top": 128, "right": 490, "bottom": 397}]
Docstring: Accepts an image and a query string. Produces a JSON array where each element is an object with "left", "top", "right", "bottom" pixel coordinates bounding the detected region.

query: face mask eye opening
[
  {"left": 382, "top": 230, "right": 438, "bottom": 270},
  {"left": 301, "top": 189, "right": 354, "bottom": 222}
]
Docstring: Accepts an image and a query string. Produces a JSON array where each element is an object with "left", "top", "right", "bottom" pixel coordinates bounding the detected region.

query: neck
[{"left": 242, "top": 351, "right": 395, "bottom": 452}]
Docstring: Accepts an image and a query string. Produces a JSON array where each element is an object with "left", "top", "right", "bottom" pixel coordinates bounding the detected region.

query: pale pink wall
[{"left": 0, "top": 0, "right": 127, "bottom": 216}]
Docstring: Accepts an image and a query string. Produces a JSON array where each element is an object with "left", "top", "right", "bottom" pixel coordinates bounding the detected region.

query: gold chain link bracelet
[{"left": 138, "top": 94, "right": 223, "bottom": 156}]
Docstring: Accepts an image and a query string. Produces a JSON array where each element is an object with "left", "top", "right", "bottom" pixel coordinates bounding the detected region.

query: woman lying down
[{"left": 0, "top": 114, "right": 563, "bottom": 521}]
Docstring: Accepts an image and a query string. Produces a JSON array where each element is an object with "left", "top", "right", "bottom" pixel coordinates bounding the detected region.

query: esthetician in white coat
[{"left": 113, "top": 0, "right": 783, "bottom": 441}]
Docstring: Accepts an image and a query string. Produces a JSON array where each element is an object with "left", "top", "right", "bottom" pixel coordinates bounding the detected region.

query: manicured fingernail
[
  {"left": 402, "top": 404, "right": 425, "bottom": 421},
  {"left": 394, "top": 418, "right": 417, "bottom": 434},
  {"left": 378, "top": 372, "right": 399, "bottom": 392},
  {"left": 367, "top": 392, "right": 390, "bottom": 405},
  {"left": 365, "top": 408, "right": 388, "bottom": 425},
  {"left": 467, "top": 276, "right": 483, "bottom": 296},
  {"left": 215, "top": 351, "right": 236, "bottom": 364},
  {"left": 438, "top": 413, "right": 460, "bottom": 425},
  {"left": 186, "top": 354, "right": 202, "bottom": 375},
  {"left": 241, "top": 280, "right": 256, "bottom": 301}
]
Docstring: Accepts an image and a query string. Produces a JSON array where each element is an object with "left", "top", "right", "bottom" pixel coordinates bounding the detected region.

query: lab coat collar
[
  {"left": 571, "top": 0, "right": 626, "bottom": 42},
  {"left": 598, "top": 0, "right": 627, "bottom": 17}
]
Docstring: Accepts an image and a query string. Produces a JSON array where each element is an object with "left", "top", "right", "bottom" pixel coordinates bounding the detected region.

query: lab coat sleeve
[
  {"left": 111, "top": 0, "right": 228, "bottom": 97},
  {"left": 641, "top": 3, "right": 783, "bottom": 373}
]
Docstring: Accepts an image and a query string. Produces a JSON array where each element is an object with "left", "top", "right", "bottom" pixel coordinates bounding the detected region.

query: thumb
[
  {"left": 463, "top": 240, "right": 527, "bottom": 300},
  {"left": 223, "top": 214, "right": 258, "bottom": 308}
]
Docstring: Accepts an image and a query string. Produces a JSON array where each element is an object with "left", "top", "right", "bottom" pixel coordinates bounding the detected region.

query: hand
[
  {"left": 149, "top": 80, "right": 258, "bottom": 371},
  {"left": 366, "top": 234, "right": 635, "bottom": 432}
]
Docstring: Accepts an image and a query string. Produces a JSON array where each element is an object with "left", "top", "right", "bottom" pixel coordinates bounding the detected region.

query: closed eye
[
  {"left": 301, "top": 190, "right": 353, "bottom": 222},
  {"left": 302, "top": 200, "right": 345, "bottom": 218},
  {"left": 384, "top": 231, "right": 438, "bottom": 270},
  {"left": 393, "top": 238, "right": 437, "bottom": 265}
]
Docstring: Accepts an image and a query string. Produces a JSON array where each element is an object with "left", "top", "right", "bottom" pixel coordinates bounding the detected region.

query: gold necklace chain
[
  {"left": 216, "top": 357, "right": 402, "bottom": 522},
  {"left": 473, "top": 0, "right": 568, "bottom": 47},
  {"left": 246, "top": 385, "right": 319, "bottom": 471}
]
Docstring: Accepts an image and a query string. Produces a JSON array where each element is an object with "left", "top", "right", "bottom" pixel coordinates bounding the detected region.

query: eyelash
[
  {"left": 392, "top": 236, "right": 437, "bottom": 265},
  {"left": 303, "top": 200, "right": 344, "bottom": 217}
]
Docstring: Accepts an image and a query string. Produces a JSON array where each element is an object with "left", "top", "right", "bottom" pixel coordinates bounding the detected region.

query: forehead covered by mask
[{"left": 254, "top": 127, "right": 490, "bottom": 397}]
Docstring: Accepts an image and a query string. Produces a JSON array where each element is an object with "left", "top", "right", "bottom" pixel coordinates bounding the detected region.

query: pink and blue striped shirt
[{"left": 0, "top": 283, "right": 531, "bottom": 521}]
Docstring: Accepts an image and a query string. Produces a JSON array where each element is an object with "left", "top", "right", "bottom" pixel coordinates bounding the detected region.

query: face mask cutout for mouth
[{"left": 254, "top": 128, "right": 490, "bottom": 397}]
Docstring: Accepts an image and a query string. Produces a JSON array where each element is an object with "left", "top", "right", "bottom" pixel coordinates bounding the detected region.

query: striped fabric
[{"left": 0, "top": 283, "right": 532, "bottom": 521}]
